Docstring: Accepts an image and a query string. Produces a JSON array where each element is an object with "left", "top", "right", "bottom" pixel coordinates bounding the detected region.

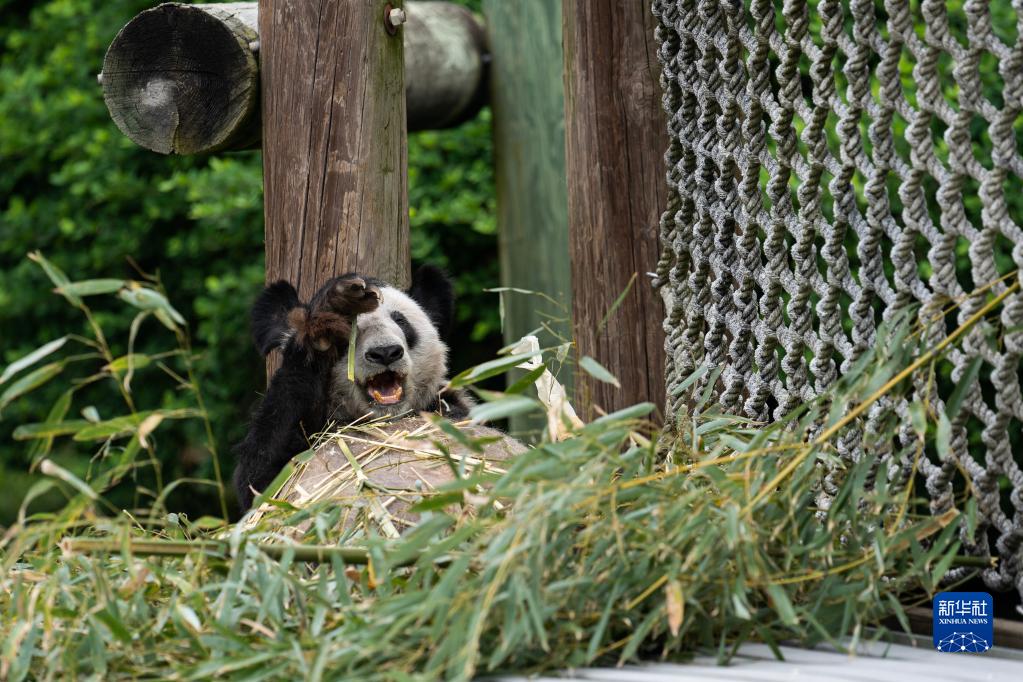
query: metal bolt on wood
[{"left": 384, "top": 4, "right": 406, "bottom": 35}]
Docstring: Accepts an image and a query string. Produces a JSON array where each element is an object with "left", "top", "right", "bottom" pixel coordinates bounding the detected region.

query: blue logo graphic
[{"left": 933, "top": 591, "right": 993, "bottom": 653}]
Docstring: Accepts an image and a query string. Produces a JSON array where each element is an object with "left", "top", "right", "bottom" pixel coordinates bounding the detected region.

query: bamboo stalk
[{"left": 60, "top": 537, "right": 372, "bottom": 565}]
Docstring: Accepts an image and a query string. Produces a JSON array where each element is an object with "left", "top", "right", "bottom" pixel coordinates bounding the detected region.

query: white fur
[{"left": 327, "top": 286, "right": 449, "bottom": 423}]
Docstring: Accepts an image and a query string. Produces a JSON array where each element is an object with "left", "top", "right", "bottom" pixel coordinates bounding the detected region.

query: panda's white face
[{"left": 328, "top": 286, "right": 448, "bottom": 421}]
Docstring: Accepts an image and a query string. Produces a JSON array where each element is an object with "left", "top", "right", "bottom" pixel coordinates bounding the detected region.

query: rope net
[{"left": 651, "top": 0, "right": 1023, "bottom": 600}]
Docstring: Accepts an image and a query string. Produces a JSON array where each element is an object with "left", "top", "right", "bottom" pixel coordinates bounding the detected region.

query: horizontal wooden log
[{"left": 101, "top": 1, "right": 488, "bottom": 155}]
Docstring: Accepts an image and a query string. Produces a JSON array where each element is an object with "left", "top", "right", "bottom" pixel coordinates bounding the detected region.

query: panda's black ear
[
  {"left": 251, "top": 280, "right": 301, "bottom": 356},
  {"left": 408, "top": 265, "right": 455, "bottom": 339}
]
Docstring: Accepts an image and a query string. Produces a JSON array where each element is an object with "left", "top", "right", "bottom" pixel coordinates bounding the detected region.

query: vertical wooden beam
[
  {"left": 482, "top": 0, "right": 572, "bottom": 429},
  {"left": 562, "top": 0, "right": 666, "bottom": 418},
  {"left": 260, "top": 0, "right": 409, "bottom": 307}
]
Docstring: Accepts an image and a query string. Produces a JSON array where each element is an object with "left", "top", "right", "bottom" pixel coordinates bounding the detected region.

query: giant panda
[{"left": 233, "top": 266, "right": 472, "bottom": 510}]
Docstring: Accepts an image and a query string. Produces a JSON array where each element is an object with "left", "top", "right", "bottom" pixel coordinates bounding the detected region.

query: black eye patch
[{"left": 390, "top": 311, "right": 419, "bottom": 350}]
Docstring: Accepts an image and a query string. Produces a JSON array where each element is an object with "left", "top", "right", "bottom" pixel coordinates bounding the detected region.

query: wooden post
[
  {"left": 101, "top": 2, "right": 486, "bottom": 155},
  {"left": 482, "top": 0, "right": 572, "bottom": 432},
  {"left": 260, "top": 0, "right": 408, "bottom": 372},
  {"left": 562, "top": 0, "right": 667, "bottom": 418}
]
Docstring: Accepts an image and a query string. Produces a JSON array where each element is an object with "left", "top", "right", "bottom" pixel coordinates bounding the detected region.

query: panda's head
[
  {"left": 252, "top": 266, "right": 455, "bottom": 421},
  {"left": 332, "top": 268, "right": 453, "bottom": 419}
]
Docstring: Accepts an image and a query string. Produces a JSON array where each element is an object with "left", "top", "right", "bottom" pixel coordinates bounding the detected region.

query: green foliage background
[{"left": 0, "top": 0, "right": 500, "bottom": 520}]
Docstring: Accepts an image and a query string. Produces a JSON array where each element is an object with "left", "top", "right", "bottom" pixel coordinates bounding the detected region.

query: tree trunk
[
  {"left": 562, "top": 0, "right": 667, "bottom": 419},
  {"left": 101, "top": 1, "right": 486, "bottom": 155},
  {"left": 260, "top": 0, "right": 409, "bottom": 374}
]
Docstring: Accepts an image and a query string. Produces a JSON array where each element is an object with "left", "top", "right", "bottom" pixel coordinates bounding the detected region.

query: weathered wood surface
[
  {"left": 102, "top": 1, "right": 488, "bottom": 155},
  {"left": 404, "top": 1, "right": 487, "bottom": 130},
  {"left": 261, "top": 0, "right": 409, "bottom": 306},
  {"left": 269, "top": 417, "right": 526, "bottom": 534},
  {"left": 482, "top": 0, "right": 572, "bottom": 436},
  {"left": 102, "top": 3, "right": 260, "bottom": 154},
  {"left": 562, "top": 0, "right": 667, "bottom": 420}
]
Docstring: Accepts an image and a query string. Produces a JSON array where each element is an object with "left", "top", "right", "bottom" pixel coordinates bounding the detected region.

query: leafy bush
[{"left": 0, "top": 0, "right": 500, "bottom": 522}]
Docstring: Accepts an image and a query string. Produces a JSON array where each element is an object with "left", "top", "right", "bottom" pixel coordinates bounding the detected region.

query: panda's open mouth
[{"left": 364, "top": 370, "right": 405, "bottom": 406}]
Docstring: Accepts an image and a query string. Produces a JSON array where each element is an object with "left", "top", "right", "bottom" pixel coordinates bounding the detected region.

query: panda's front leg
[
  {"left": 297, "top": 276, "right": 382, "bottom": 352},
  {"left": 232, "top": 347, "right": 332, "bottom": 510},
  {"left": 233, "top": 276, "right": 381, "bottom": 510}
]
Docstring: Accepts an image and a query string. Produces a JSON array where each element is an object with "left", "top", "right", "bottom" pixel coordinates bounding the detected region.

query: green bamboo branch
[{"left": 60, "top": 537, "right": 374, "bottom": 565}]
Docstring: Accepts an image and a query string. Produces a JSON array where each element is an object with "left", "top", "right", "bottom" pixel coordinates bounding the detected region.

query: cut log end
[{"left": 102, "top": 3, "right": 259, "bottom": 155}]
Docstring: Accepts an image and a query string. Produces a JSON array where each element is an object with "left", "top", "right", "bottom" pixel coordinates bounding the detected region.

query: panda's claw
[
  {"left": 327, "top": 276, "right": 381, "bottom": 316},
  {"left": 342, "top": 277, "right": 366, "bottom": 293},
  {"left": 365, "top": 284, "right": 383, "bottom": 306}
]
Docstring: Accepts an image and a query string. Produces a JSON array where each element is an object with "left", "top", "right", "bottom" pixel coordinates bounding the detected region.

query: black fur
[
  {"left": 233, "top": 269, "right": 464, "bottom": 511},
  {"left": 435, "top": 387, "right": 472, "bottom": 420},
  {"left": 251, "top": 280, "right": 300, "bottom": 356},
  {"left": 390, "top": 311, "right": 419, "bottom": 350},
  {"left": 232, "top": 341, "right": 335, "bottom": 509},
  {"left": 408, "top": 265, "right": 455, "bottom": 340}
]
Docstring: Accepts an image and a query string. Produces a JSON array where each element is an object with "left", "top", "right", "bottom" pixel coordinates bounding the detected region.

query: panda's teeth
[
  {"left": 369, "top": 385, "right": 403, "bottom": 405},
  {"left": 366, "top": 371, "right": 404, "bottom": 405}
]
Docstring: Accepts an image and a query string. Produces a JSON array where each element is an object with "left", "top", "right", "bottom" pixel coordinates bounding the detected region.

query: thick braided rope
[{"left": 652, "top": 0, "right": 1023, "bottom": 602}]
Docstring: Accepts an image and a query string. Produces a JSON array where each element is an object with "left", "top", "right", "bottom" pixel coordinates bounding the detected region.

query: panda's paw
[
  {"left": 327, "top": 276, "right": 381, "bottom": 316},
  {"left": 289, "top": 307, "right": 351, "bottom": 353}
]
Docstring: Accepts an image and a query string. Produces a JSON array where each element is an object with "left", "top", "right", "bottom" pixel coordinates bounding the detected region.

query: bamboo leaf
[
  {"left": 72, "top": 409, "right": 200, "bottom": 441},
  {"left": 136, "top": 413, "right": 164, "bottom": 448},
  {"left": 0, "top": 362, "right": 64, "bottom": 413},
  {"left": 15, "top": 419, "right": 91, "bottom": 440},
  {"left": 665, "top": 579, "right": 684, "bottom": 636},
  {"left": 28, "top": 388, "right": 75, "bottom": 462},
  {"left": 765, "top": 584, "right": 798, "bottom": 626},
  {"left": 0, "top": 336, "right": 68, "bottom": 385},
  {"left": 94, "top": 608, "right": 133, "bottom": 643},
  {"left": 469, "top": 395, "right": 540, "bottom": 423},
  {"left": 105, "top": 354, "right": 153, "bottom": 373},
  {"left": 408, "top": 491, "right": 464, "bottom": 513},
  {"left": 447, "top": 350, "right": 543, "bottom": 389},
  {"left": 672, "top": 363, "right": 711, "bottom": 396},
  {"left": 908, "top": 401, "right": 926, "bottom": 438},
  {"left": 580, "top": 356, "right": 621, "bottom": 388},
  {"left": 504, "top": 365, "right": 547, "bottom": 395},
  {"left": 55, "top": 279, "right": 126, "bottom": 297},
  {"left": 175, "top": 603, "right": 202, "bottom": 633},
  {"left": 945, "top": 356, "right": 983, "bottom": 418},
  {"left": 597, "top": 272, "right": 637, "bottom": 332},
  {"left": 39, "top": 459, "right": 97, "bottom": 500},
  {"left": 935, "top": 411, "right": 952, "bottom": 460},
  {"left": 347, "top": 322, "right": 358, "bottom": 382},
  {"left": 29, "top": 251, "right": 80, "bottom": 306},
  {"left": 72, "top": 412, "right": 153, "bottom": 441},
  {"left": 586, "top": 402, "right": 655, "bottom": 429},
  {"left": 118, "top": 285, "right": 185, "bottom": 329}
]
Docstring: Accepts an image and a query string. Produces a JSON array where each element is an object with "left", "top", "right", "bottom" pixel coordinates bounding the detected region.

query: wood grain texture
[
  {"left": 260, "top": 0, "right": 408, "bottom": 376},
  {"left": 102, "top": 3, "right": 260, "bottom": 154},
  {"left": 562, "top": 0, "right": 667, "bottom": 419},
  {"left": 260, "top": 0, "right": 409, "bottom": 298},
  {"left": 483, "top": 0, "right": 572, "bottom": 434},
  {"left": 403, "top": 1, "right": 487, "bottom": 130},
  {"left": 102, "top": 2, "right": 485, "bottom": 155}
]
